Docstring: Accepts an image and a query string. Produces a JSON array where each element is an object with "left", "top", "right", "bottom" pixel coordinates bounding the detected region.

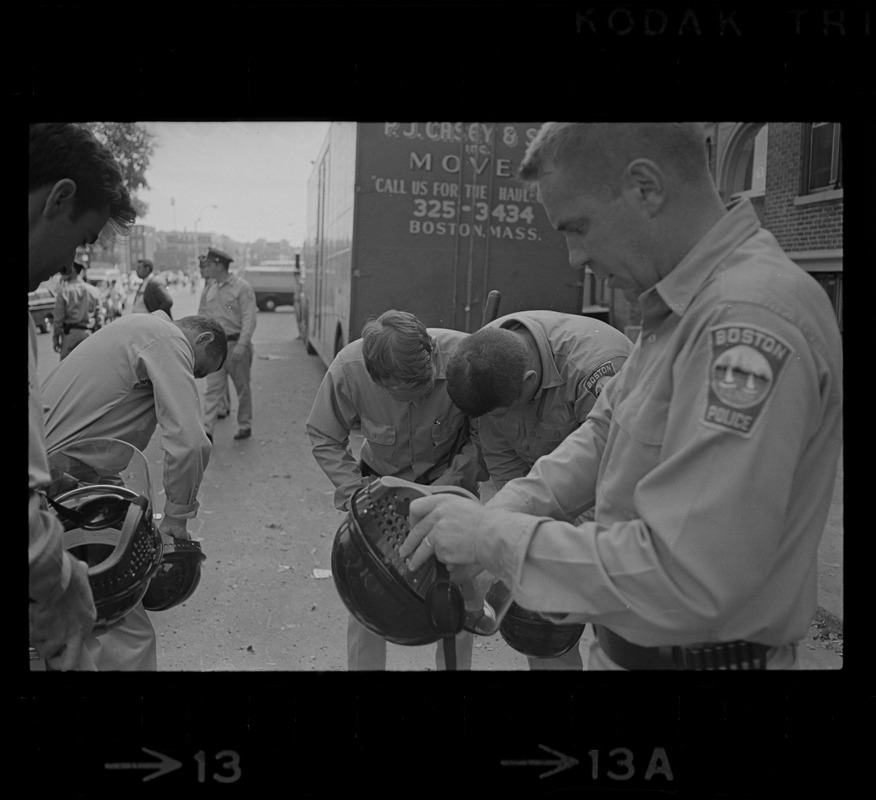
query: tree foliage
[{"left": 80, "top": 122, "right": 155, "bottom": 219}]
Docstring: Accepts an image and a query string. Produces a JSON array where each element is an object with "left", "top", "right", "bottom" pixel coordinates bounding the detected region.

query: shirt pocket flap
[{"left": 361, "top": 419, "right": 397, "bottom": 446}]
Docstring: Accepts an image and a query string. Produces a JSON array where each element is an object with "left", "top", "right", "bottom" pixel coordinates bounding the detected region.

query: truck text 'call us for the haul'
[{"left": 299, "top": 122, "right": 627, "bottom": 366}]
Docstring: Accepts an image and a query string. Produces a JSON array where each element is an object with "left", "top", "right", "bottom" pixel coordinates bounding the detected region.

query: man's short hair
[
  {"left": 361, "top": 310, "right": 433, "bottom": 389},
  {"left": 176, "top": 316, "right": 228, "bottom": 367},
  {"left": 29, "top": 123, "right": 137, "bottom": 236},
  {"left": 445, "top": 327, "right": 529, "bottom": 417},
  {"left": 519, "top": 122, "right": 711, "bottom": 196}
]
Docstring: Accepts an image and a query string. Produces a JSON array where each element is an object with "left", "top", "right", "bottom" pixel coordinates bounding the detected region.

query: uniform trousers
[
  {"left": 60, "top": 329, "right": 91, "bottom": 360},
  {"left": 347, "top": 614, "right": 474, "bottom": 670},
  {"left": 83, "top": 602, "right": 158, "bottom": 670},
  {"left": 527, "top": 645, "right": 584, "bottom": 670},
  {"left": 204, "top": 342, "right": 253, "bottom": 433}
]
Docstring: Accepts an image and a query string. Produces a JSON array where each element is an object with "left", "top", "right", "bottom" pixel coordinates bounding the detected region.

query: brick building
[{"left": 712, "top": 122, "right": 843, "bottom": 332}]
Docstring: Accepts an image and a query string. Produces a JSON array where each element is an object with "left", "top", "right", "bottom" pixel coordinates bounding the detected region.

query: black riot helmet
[
  {"left": 142, "top": 532, "right": 206, "bottom": 611},
  {"left": 50, "top": 483, "right": 162, "bottom": 629},
  {"left": 488, "top": 582, "right": 586, "bottom": 659},
  {"left": 331, "top": 477, "right": 482, "bottom": 646}
]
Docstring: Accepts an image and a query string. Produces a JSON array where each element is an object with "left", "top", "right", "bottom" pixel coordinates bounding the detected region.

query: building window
[
  {"left": 810, "top": 271, "right": 843, "bottom": 334},
  {"left": 803, "top": 123, "right": 842, "bottom": 194},
  {"left": 728, "top": 124, "right": 768, "bottom": 198},
  {"left": 722, "top": 123, "right": 768, "bottom": 223}
]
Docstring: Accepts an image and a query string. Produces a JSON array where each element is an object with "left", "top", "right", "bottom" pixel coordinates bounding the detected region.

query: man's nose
[{"left": 566, "top": 242, "right": 589, "bottom": 270}]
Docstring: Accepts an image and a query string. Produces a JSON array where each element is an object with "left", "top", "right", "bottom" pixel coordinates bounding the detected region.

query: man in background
[
  {"left": 131, "top": 258, "right": 174, "bottom": 318},
  {"left": 52, "top": 261, "right": 100, "bottom": 360},
  {"left": 199, "top": 247, "right": 257, "bottom": 442}
]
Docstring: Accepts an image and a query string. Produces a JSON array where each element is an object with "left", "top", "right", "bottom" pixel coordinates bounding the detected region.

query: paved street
[{"left": 33, "top": 285, "right": 843, "bottom": 669}]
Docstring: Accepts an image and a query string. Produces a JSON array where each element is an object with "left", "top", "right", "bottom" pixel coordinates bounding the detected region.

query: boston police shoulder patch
[
  {"left": 583, "top": 360, "right": 617, "bottom": 400},
  {"left": 702, "top": 324, "right": 793, "bottom": 437}
]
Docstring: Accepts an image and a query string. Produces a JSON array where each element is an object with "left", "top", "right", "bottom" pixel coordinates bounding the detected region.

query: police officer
[
  {"left": 306, "top": 309, "right": 488, "bottom": 670},
  {"left": 131, "top": 258, "right": 174, "bottom": 317},
  {"left": 401, "top": 122, "right": 843, "bottom": 671},
  {"left": 42, "top": 312, "right": 227, "bottom": 669},
  {"left": 198, "top": 247, "right": 257, "bottom": 441},
  {"left": 52, "top": 261, "right": 100, "bottom": 360},
  {"left": 445, "top": 309, "right": 633, "bottom": 669},
  {"left": 29, "top": 122, "right": 137, "bottom": 669}
]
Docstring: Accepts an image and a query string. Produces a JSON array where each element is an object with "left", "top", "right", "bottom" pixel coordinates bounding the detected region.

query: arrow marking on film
[
  {"left": 104, "top": 747, "right": 183, "bottom": 782},
  {"left": 501, "top": 744, "right": 579, "bottom": 779}
]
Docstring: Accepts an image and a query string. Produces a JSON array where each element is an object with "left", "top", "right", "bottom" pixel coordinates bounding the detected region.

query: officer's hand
[
  {"left": 230, "top": 343, "right": 246, "bottom": 362},
  {"left": 400, "top": 494, "right": 485, "bottom": 571},
  {"left": 29, "top": 555, "right": 97, "bottom": 671},
  {"left": 52, "top": 336, "right": 62, "bottom": 353},
  {"left": 159, "top": 517, "right": 190, "bottom": 540}
]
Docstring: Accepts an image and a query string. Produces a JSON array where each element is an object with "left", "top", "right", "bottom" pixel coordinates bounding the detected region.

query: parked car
[{"left": 28, "top": 284, "right": 56, "bottom": 333}]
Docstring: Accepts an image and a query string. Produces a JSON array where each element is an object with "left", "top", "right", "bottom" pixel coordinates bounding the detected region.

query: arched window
[{"left": 717, "top": 123, "right": 768, "bottom": 222}]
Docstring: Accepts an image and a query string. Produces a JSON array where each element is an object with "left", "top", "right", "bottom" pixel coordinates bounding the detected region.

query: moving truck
[{"left": 300, "top": 122, "right": 621, "bottom": 367}]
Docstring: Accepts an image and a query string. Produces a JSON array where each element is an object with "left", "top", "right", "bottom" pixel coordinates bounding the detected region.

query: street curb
[{"left": 815, "top": 606, "right": 843, "bottom": 635}]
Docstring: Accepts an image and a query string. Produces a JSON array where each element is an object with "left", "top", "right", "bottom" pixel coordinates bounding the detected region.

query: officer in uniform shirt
[
  {"left": 401, "top": 122, "right": 843, "bottom": 671},
  {"left": 131, "top": 258, "right": 174, "bottom": 317},
  {"left": 52, "top": 261, "right": 100, "bottom": 360},
  {"left": 306, "top": 309, "right": 489, "bottom": 670},
  {"left": 445, "top": 309, "right": 633, "bottom": 669},
  {"left": 41, "top": 311, "right": 228, "bottom": 669},
  {"left": 198, "top": 247, "right": 257, "bottom": 441},
  {"left": 29, "top": 122, "right": 136, "bottom": 670}
]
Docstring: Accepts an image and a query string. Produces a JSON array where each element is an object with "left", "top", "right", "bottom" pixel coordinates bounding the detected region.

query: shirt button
[{"left": 646, "top": 334, "right": 657, "bottom": 343}]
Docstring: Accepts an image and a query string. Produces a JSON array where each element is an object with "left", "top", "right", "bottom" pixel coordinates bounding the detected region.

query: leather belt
[
  {"left": 226, "top": 333, "right": 240, "bottom": 342},
  {"left": 594, "top": 624, "right": 770, "bottom": 670}
]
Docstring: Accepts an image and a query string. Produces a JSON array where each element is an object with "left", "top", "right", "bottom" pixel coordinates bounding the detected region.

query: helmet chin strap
[
  {"left": 424, "top": 561, "right": 465, "bottom": 671},
  {"left": 43, "top": 492, "right": 89, "bottom": 528}
]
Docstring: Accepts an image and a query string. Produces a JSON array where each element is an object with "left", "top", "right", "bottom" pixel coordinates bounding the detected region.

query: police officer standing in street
[
  {"left": 445, "top": 309, "right": 633, "bottom": 669},
  {"left": 401, "top": 122, "right": 843, "bottom": 671},
  {"left": 52, "top": 261, "right": 100, "bottom": 360},
  {"left": 198, "top": 247, "right": 257, "bottom": 442}
]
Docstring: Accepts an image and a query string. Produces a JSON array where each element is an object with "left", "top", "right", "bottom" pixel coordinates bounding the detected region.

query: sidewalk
[{"left": 816, "top": 447, "right": 843, "bottom": 633}]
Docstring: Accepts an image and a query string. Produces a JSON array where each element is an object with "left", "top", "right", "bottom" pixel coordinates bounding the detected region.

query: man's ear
[
  {"left": 43, "top": 179, "right": 78, "bottom": 220},
  {"left": 622, "top": 159, "right": 665, "bottom": 216},
  {"left": 196, "top": 332, "right": 215, "bottom": 347}
]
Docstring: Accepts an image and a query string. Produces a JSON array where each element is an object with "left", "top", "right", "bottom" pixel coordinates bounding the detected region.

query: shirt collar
[
  {"left": 646, "top": 198, "right": 762, "bottom": 318},
  {"left": 498, "top": 316, "right": 564, "bottom": 395},
  {"left": 432, "top": 336, "right": 449, "bottom": 380}
]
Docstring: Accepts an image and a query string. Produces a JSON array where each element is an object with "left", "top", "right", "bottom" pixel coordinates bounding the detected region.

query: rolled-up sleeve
[{"left": 138, "top": 337, "right": 211, "bottom": 521}]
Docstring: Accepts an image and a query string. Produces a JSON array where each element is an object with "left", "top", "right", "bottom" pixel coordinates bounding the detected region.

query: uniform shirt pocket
[
  {"left": 361, "top": 418, "right": 397, "bottom": 447},
  {"left": 613, "top": 390, "right": 668, "bottom": 447},
  {"left": 431, "top": 414, "right": 462, "bottom": 446}
]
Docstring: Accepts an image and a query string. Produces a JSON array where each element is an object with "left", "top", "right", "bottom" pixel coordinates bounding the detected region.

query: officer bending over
[
  {"left": 41, "top": 311, "right": 227, "bottom": 670},
  {"left": 306, "top": 309, "right": 488, "bottom": 670}
]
